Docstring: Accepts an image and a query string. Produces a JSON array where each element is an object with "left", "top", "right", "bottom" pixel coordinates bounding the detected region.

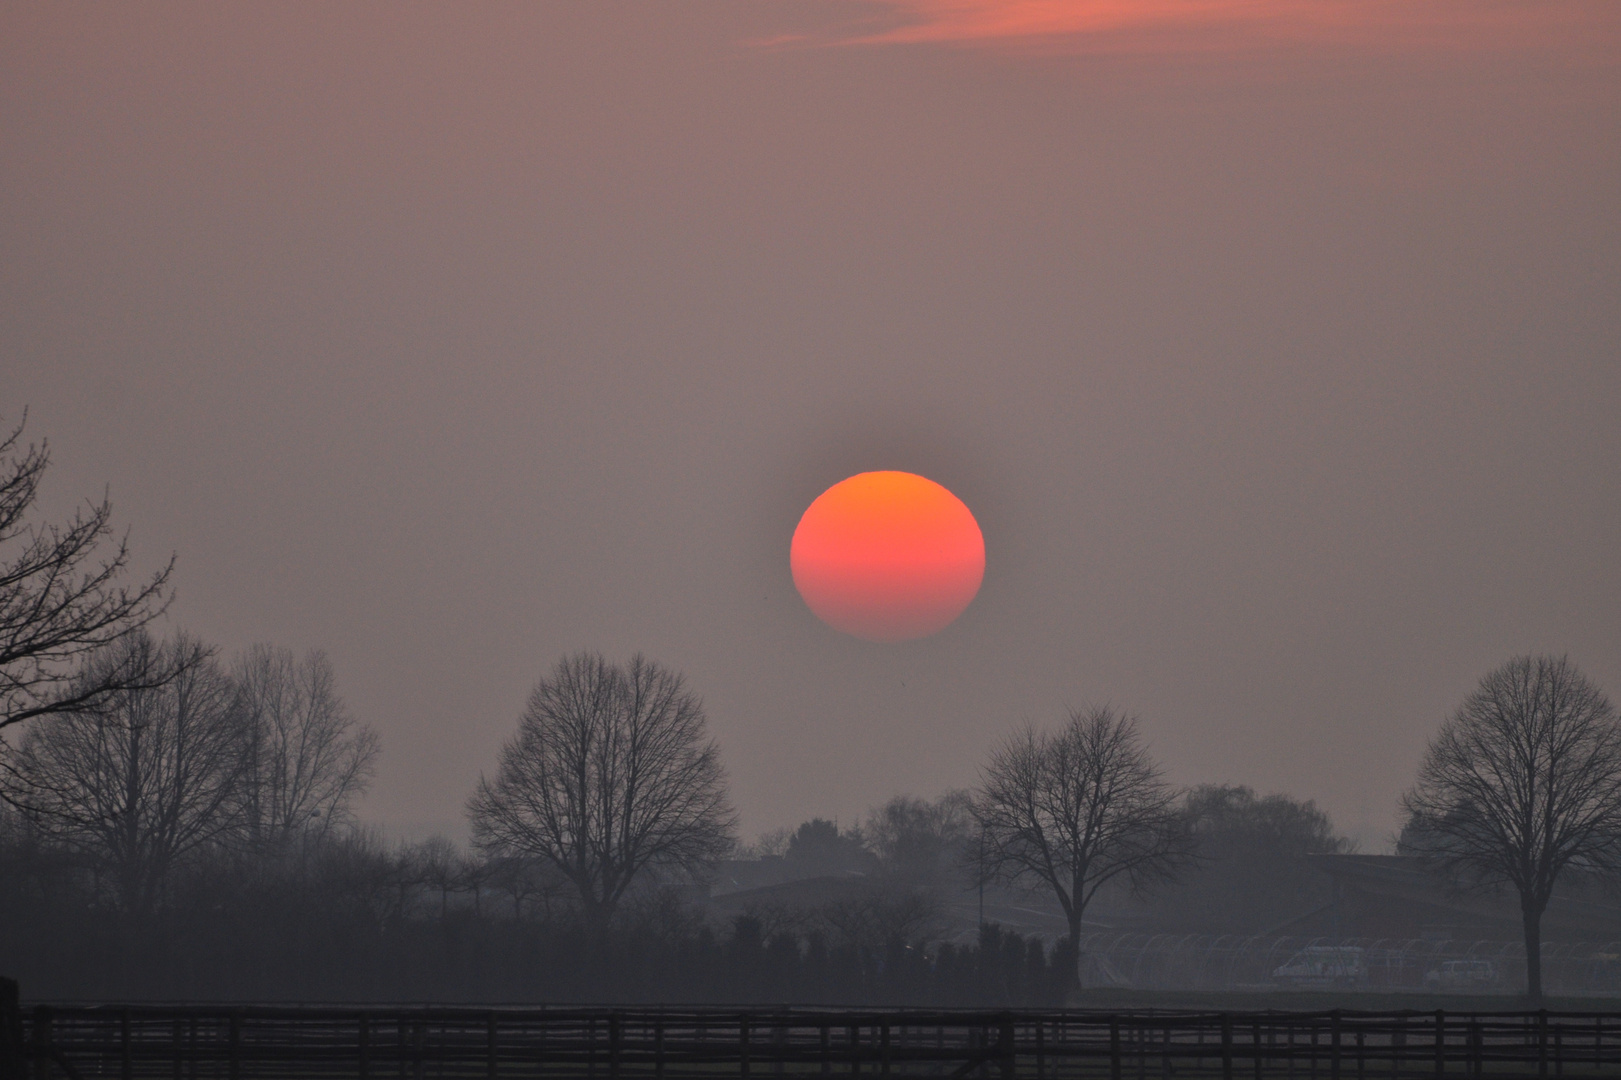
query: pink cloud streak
[{"left": 825, "top": 0, "right": 1608, "bottom": 53}]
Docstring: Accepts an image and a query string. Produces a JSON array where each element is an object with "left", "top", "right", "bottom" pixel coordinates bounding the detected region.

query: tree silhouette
[
  {"left": 1401, "top": 655, "right": 1621, "bottom": 1000},
  {"left": 467, "top": 652, "right": 736, "bottom": 932},
  {"left": 973, "top": 706, "right": 1189, "bottom": 984},
  {"left": 4, "top": 632, "right": 245, "bottom": 914}
]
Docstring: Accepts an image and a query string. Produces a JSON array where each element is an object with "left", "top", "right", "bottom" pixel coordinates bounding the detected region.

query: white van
[
  {"left": 1424, "top": 959, "right": 1497, "bottom": 991},
  {"left": 1272, "top": 946, "right": 1367, "bottom": 988}
]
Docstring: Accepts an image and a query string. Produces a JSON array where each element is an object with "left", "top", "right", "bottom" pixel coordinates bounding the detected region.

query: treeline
[
  {"left": 0, "top": 822, "right": 1070, "bottom": 1005},
  {"left": 0, "top": 767, "right": 1342, "bottom": 1003}
]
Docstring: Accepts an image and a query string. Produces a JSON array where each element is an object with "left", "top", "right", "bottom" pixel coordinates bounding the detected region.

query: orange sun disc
[{"left": 790, "top": 471, "right": 985, "bottom": 642}]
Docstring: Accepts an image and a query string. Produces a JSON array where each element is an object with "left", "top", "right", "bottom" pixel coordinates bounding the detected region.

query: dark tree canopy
[
  {"left": 1185, "top": 784, "right": 1349, "bottom": 858},
  {"left": 467, "top": 652, "right": 737, "bottom": 930},
  {"left": 1135, "top": 785, "right": 1349, "bottom": 933},
  {"left": 783, "top": 818, "right": 875, "bottom": 877},
  {"left": 1401, "top": 654, "right": 1621, "bottom": 1000},
  {"left": 0, "top": 415, "right": 174, "bottom": 734},
  {"left": 862, "top": 791, "right": 974, "bottom": 884}
]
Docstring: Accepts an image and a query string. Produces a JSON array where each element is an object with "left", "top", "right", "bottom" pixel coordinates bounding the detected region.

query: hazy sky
[{"left": 5, "top": 2, "right": 1619, "bottom": 850}]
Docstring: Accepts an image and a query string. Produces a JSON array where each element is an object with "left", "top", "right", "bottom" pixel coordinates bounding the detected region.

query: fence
[
  {"left": 11, "top": 1004, "right": 1621, "bottom": 1080},
  {"left": 1071, "top": 935, "right": 1621, "bottom": 994}
]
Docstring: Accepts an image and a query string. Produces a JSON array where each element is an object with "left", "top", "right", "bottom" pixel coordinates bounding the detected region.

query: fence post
[
  {"left": 0, "top": 980, "right": 18, "bottom": 1080},
  {"left": 880, "top": 1024, "right": 891, "bottom": 1079},
  {"left": 171, "top": 1019, "right": 182, "bottom": 1080},
  {"left": 1537, "top": 1009, "right": 1548, "bottom": 1079},
  {"left": 819, "top": 1025, "right": 829, "bottom": 1079},
  {"left": 608, "top": 1013, "right": 622, "bottom": 1080},
  {"left": 486, "top": 1011, "right": 498, "bottom": 1080},
  {"left": 1434, "top": 1011, "right": 1445, "bottom": 1078},
  {"left": 120, "top": 1009, "right": 132, "bottom": 1080},
  {"left": 1221, "top": 1015, "right": 1233, "bottom": 1080},
  {"left": 655, "top": 1020, "right": 665, "bottom": 1080},
  {"left": 26, "top": 1005, "right": 49, "bottom": 1080},
  {"left": 1109, "top": 1016, "right": 1121, "bottom": 1080},
  {"left": 1467, "top": 1020, "right": 1480, "bottom": 1080},
  {"left": 1329, "top": 1011, "right": 1341, "bottom": 1080},
  {"left": 740, "top": 1016, "right": 750, "bottom": 1080},
  {"left": 228, "top": 1011, "right": 242, "bottom": 1080},
  {"left": 998, "top": 1017, "right": 1015, "bottom": 1080},
  {"left": 359, "top": 1016, "right": 370, "bottom": 1080}
]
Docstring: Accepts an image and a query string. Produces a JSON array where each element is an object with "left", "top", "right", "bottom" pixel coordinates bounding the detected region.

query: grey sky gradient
[{"left": 5, "top": 2, "right": 1618, "bottom": 850}]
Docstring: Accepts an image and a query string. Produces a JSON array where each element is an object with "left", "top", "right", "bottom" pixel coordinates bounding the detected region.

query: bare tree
[
  {"left": 486, "top": 854, "right": 566, "bottom": 920},
  {"left": 974, "top": 706, "right": 1189, "bottom": 981},
  {"left": 740, "top": 826, "right": 792, "bottom": 859},
  {"left": 457, "top": 850, "right": 496, "bottom": 919},
  {"left": 2, "top": 632, "right": 246, "bottom": 914},
  {"left": 1401, "top": 655, "right": 1621, "bottom": 1000},
  {"left": 467, "top": 652, "right": 737, "bottom": 932},
  {"left": 863, "top": 791, "right": 975, "bottom": 883},
  {"left": 817, "top": 887, "right": 939, "bottom": 954},
  {"left": 233, "top": 644, "right": 379, "bottom": 851},
  {"left": 0, "top": 414, "right": 175, "bottom": 735},
  {"left": 411, "top": 835, "right": 462, "bottom": 919}
]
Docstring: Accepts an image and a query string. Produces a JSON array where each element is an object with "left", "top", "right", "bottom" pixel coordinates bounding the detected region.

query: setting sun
[{"left": 790, "top": 471, "right": 985, "bottom": 642}]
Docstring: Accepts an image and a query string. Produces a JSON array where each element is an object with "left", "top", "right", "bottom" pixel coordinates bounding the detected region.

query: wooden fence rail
[{"left": 12, "top": 1004, "right": 1621, "bottom": 1080}]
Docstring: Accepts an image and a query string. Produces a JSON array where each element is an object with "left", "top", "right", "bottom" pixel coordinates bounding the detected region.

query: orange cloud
[{"left": 818, "top": 0, "right": 1606, "bottom": 53}]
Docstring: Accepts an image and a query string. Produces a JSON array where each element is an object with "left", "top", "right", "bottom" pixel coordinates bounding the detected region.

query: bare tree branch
[{"left": 0, "top": 413, "right": 176, "bottom": 734}]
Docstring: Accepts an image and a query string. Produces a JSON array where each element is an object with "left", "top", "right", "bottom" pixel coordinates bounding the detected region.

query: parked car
[
  {"left": 1273, "top": 946, "right": 1367, "bottom": 988},
  {"left": 1423, "top": 959, "right": 1498, "bottom": 991}
]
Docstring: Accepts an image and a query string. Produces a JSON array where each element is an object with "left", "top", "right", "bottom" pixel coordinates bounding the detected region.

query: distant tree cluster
[{"left": 1, "top": 632, "right": 379, "bottom": 915}]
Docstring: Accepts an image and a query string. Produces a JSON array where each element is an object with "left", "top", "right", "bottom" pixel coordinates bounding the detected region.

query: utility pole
[{"left": 977, "top": 825, "right": 986, "bottom": 929}]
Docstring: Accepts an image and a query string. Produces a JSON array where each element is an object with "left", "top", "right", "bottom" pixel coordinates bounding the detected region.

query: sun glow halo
[{"left": 790, "top": 471, "right": 985, "bottom": 642}]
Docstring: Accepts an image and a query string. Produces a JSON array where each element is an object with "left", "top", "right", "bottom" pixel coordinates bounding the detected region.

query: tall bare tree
[
  {"left": 0, "top": 414, "right": 175, "bottom": 735},
  {"left": 467, "top": 652, "right": 736, "bottom": 931},
  {"left": 233, "top": 644, "right": 379, "bottom": 850},
  {"left": 974, "top": 706, "right": 1189, "bottom": 980},
  {"left": 3, "top": 632, "right": 246, "bottom": 914},
  {"left": 863, "top": 791, "right": 975, "bottom": 884},
  {"left": 1401, "top": 655, "right": 1621, "bottom": 1000}
]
